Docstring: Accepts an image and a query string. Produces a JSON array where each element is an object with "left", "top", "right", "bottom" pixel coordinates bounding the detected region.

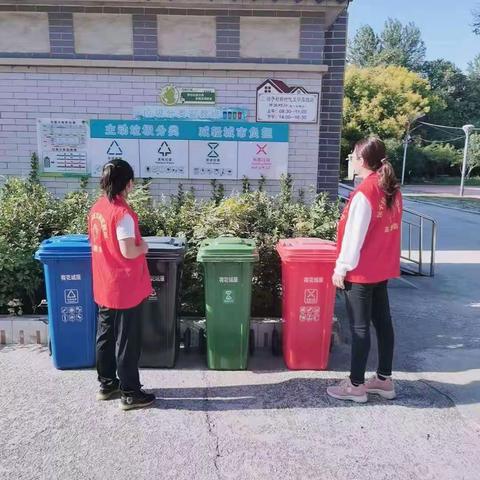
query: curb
[
  {"left": 0, "top": 315, "right": 344, "bottom": 349},
  {"left": 405, "top": 197, "right": 480, "bottom": 216}
]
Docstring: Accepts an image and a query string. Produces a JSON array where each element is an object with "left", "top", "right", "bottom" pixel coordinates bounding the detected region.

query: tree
[
  {"left": 348, "top": 18, "right": 426, "bottom": 71},
  {"left": 421, "top": 60, "right": 469, "bottom": 131},
  {"left": 463, "top": 133, "right": 480, "bottom": 178},
  {"left": 422, "top": 59, "right": 467, "bottom": 94},
  {"left": 377, "top": 19, "right": 426, "bottom": 71},
  {"left": 422, "top": 143, "right": 462, "bottom": 177},
  {"left": 347, "top": 25, "right": 380, "bottom": 67},
  {"left": 343, "top": 65, "right": 435, "bottom": 144},
  {"left": 467, "top": 54, "right": 480, "bottom": 78},
  {"left": 473, "top": 8, "right": 480, "bottom": 35}
]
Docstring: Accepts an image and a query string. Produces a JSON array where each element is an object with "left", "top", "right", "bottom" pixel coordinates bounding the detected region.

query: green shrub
[
  {"left": 60, "top": 190, "right": 93, "bottom": 234},
  {"left": 128, "top": 182, "right": 162, "bottom": 237},
  {"left": 0, "top": 178, "right": 64, "bottom": 313},
  {"left": 384, "top": 139, "right": 462, "bottom": 181},
  {"left": 0, "top": 174, "right": 339, "bottom": 317},
  {"left": 422, "top": 143, "right": 462, "bottom": 177}
]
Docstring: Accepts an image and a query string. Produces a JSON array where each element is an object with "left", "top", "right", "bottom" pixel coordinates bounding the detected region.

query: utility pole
[
  {"left": 401, "top": 113, "right": 424, "bottom": 186},
  {"left": 401, "top": 130, "right": 411, "bottom": 186},
  {"left": 460, "top": 124, "right": 475, "bottom": 197}
]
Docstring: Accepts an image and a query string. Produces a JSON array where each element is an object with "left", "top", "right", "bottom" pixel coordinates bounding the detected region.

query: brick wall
[
  {"left": 317, "top": 12, "right": 348, "bottom": 197},
  {"left": 0, "top": 4, "right": 349, "bottom": 199},
  {"left": 0, "top": 65, "right": 323, "bottom": 199},
  {"left": 0, "top": 6, "right": 328, "bottom": 65}
]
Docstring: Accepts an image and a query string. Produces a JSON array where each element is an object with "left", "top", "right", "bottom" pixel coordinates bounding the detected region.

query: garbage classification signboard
[{"left": 88, "top": 119, "right": 289, "bottom": 180}]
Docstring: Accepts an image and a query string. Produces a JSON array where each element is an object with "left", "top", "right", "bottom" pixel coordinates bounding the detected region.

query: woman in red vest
[
  {"left": 327, "top": 137, "right": 402, "bottom": 403},
  {"left": 89, "top": 159, "right": 155, "bottom": 411}
]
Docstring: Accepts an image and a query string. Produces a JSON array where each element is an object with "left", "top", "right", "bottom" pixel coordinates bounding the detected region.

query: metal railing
[{"left": 338, "top": 183, "right": 437, "bottom": 277}]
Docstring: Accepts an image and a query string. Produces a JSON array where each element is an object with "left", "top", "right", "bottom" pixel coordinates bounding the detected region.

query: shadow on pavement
[{"left": 148, "top": 377, "right": 474, "bottom": 412}]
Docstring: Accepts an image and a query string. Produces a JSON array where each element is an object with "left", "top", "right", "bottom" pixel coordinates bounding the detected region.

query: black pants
[
  {"left": 96, "top": 302, "right": 143, "bottom": 393},
  {"left": 344, "top": 281, "right": 395, "bottom": 385}
]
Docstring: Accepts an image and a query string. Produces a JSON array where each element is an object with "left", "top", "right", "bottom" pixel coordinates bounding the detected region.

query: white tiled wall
[{"left": 0, "top": 65, "right": 323, "bottom": 199}]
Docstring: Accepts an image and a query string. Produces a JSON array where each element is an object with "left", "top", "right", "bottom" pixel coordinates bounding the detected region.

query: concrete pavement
[
  {"left": 1, "top": 199, "right": 479, "bottom": 479},
  {"left": 391, "top": 199, "right": 480, "bottom": 428},
  {"left": 1, "top": 345, "right": 479, "bottom": 480}
]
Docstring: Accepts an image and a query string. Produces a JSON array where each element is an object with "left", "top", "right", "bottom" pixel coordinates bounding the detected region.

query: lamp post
[{"left": 460, "top": 124, "right": 475, "bottom": 197}]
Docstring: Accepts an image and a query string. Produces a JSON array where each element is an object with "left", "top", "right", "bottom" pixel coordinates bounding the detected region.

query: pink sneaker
[
  {"left": 327, "top": 378, "right": 368, "bottom": 403},
  {"left": 365, "top": 375, "right": 396, "bottom": 400}
]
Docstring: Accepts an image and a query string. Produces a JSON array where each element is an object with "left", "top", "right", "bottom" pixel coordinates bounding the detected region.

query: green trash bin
[{"left": 197, "top": 237, "right": 259, "bottom": 370}]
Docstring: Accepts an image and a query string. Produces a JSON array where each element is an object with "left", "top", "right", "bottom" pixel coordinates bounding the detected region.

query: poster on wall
[
  {"left": 88, "top": 119, "right": 289, "bottom": 180},
  {"left": 159, "top": 85, "right": 216, "bottom": 106},
  {"left": 256, "top": 79, "right": 319, "bottom": 124},
  {"left": 88, "top": 138, "right": 141, "bottom": 178},
  {"left": 139, "top": 139, "right": 189, "bottom": 178},
  {"left": 189, "top": 141, "right": 237, "bottom": 179},
  {"left": 237, "top": 141, "right": 290, "bottom": 180},
  {"left": 36, "top": 119, "right": 88, "bottom": 176}
]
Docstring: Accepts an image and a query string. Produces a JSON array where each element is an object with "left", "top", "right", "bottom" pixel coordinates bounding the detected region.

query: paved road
[
  {"left": 392, "top": 199, "right": 480, "bottom": 426},
  {"left": 402, "top": 184, "right": 480, "bottom": 198}
]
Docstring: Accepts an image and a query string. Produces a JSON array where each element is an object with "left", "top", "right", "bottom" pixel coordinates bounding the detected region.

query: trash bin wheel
[
  {"left": 199, "top": 328, "right": 207, "bottom": 354},
  {"left": 249, "top": 329, "right": 255, "bottom": 355},
  {"left": 183, "top": 327, "right": 191, "bottom": 354},
  {"left": 271, "top": 328, "right": 281, "bottom": 356}
]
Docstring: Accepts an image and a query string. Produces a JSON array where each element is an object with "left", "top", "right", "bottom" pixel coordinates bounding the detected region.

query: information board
[
  {"left": 89, "top": 120, "right": 289, "bottom": 180},
  {"left": 37, "top": 119, "right": 88, "bottom": 176}
]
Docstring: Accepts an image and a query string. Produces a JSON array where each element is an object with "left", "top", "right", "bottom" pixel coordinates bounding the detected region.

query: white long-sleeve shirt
[{"left": 335, "top": 192, "right": 372, "bottom": 277}]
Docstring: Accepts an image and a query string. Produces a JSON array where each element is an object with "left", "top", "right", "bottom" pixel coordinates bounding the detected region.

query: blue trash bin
[{"left": 35, "top": 235, "right": 96, "bottom": 369}]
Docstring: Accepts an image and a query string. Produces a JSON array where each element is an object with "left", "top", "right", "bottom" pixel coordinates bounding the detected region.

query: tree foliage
[
  {"left": 343, "top": 65, "right": 435, "bottom": 143},
  {"left": 464, "top": 133, "right": 480, "bottom": 178},
  {"left": 420, "top": 59, "right": 470, "bottom": 132},
  {"left": 348, "top": 19, "right": 426, "bottom": 71},
  {"left": 473, "top": 8, "right": 480, "bottom": 35}
]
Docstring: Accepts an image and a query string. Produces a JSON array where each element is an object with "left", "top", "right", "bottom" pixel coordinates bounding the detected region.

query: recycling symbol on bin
[
  {"left": 304, "top": 289, "right": 318, "bottom": 305},
  {"left": 64, "top": 289, "right": 79, "bottom": 305},
  {"left": 223, "top": 290, "right": 234, "bottom": 304}
]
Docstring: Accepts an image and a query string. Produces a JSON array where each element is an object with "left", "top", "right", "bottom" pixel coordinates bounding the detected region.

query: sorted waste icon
[
  {"left": 158, "top": 141, "right": 172, "bottom": 156},
  {"left": 107, "top": 140, "right": 123, "bottom": 156}
]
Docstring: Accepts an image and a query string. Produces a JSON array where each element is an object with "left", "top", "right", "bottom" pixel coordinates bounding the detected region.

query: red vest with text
[
  {"left": 337, "top": 173, "right": 403, "bottom": 283},
  {"left": 88, "top": 195, "right": 152, "bottom": 309}
]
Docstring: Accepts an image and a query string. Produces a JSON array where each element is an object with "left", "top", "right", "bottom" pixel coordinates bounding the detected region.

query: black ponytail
[
  {"left": 377, "top": 159, "right": 400, "bottom": 209},
  {"left": 99, "top": 159, "right": 134, "bottom": 202},
  {"left": 354, "top": 137, "right": 400, "bottom": 209}
]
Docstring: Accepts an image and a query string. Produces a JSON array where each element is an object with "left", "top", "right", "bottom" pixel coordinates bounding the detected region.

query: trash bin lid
[
  {"left": 276, "top": 238, "right": 337, "bottom": 262},
  {"left": 197, "top": 237, "right": 259, "bottom": 263},
  {"left": 35, "top": 234, "right": 91, "bottom": 261},
  {"left": 144, "top": 236, "right": 186, "bottom": 260}
]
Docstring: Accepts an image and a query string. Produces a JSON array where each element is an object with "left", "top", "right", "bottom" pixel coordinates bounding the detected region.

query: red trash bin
[{"left": 277, "top": 238, "right": 337, "bottom": 370}]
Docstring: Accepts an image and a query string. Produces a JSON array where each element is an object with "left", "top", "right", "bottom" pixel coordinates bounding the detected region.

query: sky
[{"left": 348, "top": 0, "right": 479, "bottom": 71}]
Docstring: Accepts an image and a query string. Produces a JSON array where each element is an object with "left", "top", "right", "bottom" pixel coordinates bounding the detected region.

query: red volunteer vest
[
  {"left": 337, "top": 173, "right": 403, "bottom": 283},
  {"left": 88, "top": 195, "right": 152, "bottom": 309}
]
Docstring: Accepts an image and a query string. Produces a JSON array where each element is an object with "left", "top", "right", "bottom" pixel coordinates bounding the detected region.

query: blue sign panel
[{"left": 90, "top": 119, "right": 289, "bottom": 143}]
